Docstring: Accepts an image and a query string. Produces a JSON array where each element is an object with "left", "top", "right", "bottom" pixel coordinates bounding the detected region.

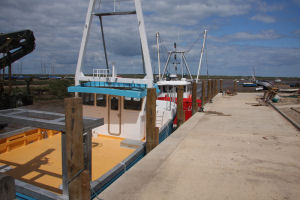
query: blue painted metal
[
  {"left": 83, "top": 81, "right": 147, "bottom": 88},
  {"left": 68, "top": 85, "right": 147, "bottom": 98},
  {"left": 16, "top": 192, "right": 37, "bottom": 200},
  {"left": 68, "top": 81, "right": 160, "bottom": 98}
]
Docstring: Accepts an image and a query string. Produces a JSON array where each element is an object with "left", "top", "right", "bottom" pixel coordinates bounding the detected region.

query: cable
[{"left": 185, "top": 32, "right": 203, "bottom": 53}]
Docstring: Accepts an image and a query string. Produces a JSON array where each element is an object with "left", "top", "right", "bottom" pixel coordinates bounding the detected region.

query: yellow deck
[{"left": 0, "top": 134, "right": 135, "bottom": 194}]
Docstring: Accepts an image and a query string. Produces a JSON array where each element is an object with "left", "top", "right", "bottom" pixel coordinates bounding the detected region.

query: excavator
[{"left": 0, "top": 29, "right": 35, "bottom": 109}]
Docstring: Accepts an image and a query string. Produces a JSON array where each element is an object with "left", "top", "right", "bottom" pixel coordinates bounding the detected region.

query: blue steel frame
[{"left": 68, "top": 81, "right": 160, "bottom": 98}]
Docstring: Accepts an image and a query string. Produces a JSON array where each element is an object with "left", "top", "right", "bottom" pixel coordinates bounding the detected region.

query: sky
[{"left": 0, "top": 0, "right": 300, "bottom": 77}]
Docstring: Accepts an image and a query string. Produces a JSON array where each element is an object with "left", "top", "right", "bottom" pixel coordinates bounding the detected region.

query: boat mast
[
  {"left": 156, "top": 32, "right": 161, "bottom": 81},
  {"left": 74, "top": 0, "right": 154, "bottom": 89},
  {"left": 134, "top": 0, "right": 153, "bottom": 87},
  {"left": 196, "top": 29, "right": 207, "bottom": 83},
  {"left": 75, "top": 0, "right": 96, "bottom": 90}
]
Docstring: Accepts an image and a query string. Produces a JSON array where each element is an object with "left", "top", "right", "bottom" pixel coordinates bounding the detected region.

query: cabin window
[
  {"left": 82, "top": 93, "right": 94, "bottom": 105},
  {"left": 96, "top": 94, "right": 106, "bottom": 107},
  {"left": 110, "top": 97, "right": 119, "bottom": 110},
  {"left": 124, "top": 97, "right": 142, "bottom": 111}
]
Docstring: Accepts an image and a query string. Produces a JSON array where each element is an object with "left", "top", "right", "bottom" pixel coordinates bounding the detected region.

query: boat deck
[{"left": 0, "top": 134, "right": 135, "bottom": 194}]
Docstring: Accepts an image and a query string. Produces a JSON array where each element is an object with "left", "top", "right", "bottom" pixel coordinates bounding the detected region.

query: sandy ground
[{"left": 99, "top": 93, "right": 300, "bottom": 200}]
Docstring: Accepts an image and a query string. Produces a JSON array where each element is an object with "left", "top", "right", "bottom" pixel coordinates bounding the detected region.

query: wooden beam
[
  {"left": 177, "top": 85, "right": 184, "bottom": 127},
  {"left": 0, "top": 173, "right": 15, "bottom": 200},
  {"left": 64, "top": 97, "right": 90, "bottom": 200},
  {"left": 192, "top": 81, "right": 197, "bottom": 115},
  {"left": 146, "top": 88, "right": 157, "bottom": 154}
]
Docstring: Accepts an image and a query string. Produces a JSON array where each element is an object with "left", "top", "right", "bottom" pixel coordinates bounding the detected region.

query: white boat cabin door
[{"left": 108, "top": 95, "right": 121, "bottom": 135}]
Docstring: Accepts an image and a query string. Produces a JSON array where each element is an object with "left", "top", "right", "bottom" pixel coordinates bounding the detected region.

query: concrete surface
[{"left": 98, "top": 93, "right": 300, "bottom": 200}]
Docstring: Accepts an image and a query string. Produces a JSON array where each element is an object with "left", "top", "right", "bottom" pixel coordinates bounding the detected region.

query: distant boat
[
  {"left": 242, "top": 82, "right": 257, "bottom": 87},
  {"left": 256, "top": 80, "right": 272, "bottom": 89},
  {"left": 275, "top": 78, "right": 282, "bottom": 83}
]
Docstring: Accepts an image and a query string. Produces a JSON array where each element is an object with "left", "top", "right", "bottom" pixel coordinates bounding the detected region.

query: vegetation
[{"left": 48, "top": 79, "right": 73, "bottom": 98}]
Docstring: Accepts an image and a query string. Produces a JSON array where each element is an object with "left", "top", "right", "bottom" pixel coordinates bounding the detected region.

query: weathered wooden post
[
  {"left": 192, "top": 81, "right": 197, "bottom": 115},
  {"left": 214, "top": 79, "right": 218, "bottom": 96},
  {"left": 0, "top": 173, "right": 15, "bottom": 200},
  {"left": 177, "top": 85, "right": 184, "bottom": 127},
  {"left": 211, "top": 79, "right": 215, "bottom": 99},
  {"left": 201, "top": 80, "right": 206, "bottom": 107},
  {"left": 146, "top": 88, "right": 158, "bottom": 154},
  {"left": 220, "top": 79, "right": 223, "bottom": 93},
  {"left": 233, "top": 80, "right": 237, "bottom": 95},
  {"left": 207, "top": 79, "right": 212, "bottom": 102},
  {"left": 65, "top": 97, "right": 90, "bottom": 200}
]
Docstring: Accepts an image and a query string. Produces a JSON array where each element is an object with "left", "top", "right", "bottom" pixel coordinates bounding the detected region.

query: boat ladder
[{"left": 156, "top": 110, "right": 164, "bottom": 127}]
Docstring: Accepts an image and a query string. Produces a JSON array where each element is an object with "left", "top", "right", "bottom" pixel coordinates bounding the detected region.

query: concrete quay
[{"left": 99, "top": 93, "right": 300, "bottom": 200}]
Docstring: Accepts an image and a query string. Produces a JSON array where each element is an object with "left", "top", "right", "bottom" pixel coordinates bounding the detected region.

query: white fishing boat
[
  {"left": 154, "top": 31, "right": 207, "bottom": 122},
  {"left": 0, "top": 0, "right": 176, "bottom": 199},
  {"left": 68, "top": 0, "right": 176, "bottom": 197}
]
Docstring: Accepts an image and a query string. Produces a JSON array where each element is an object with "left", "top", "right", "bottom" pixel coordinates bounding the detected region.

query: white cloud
[
  {"left": 294, "top": 30, "right": 300, "bottom": 34},
  {"left": 210, "top": 30, "right": 281, "bottom": 43},
  {"left": 229, "top": 30, "right": 280, "bottom": 40},
  {"left": 256, "top": 1, "right": 284, "bottom": 12},
  {"left": 251, "top": 14, "right": 276, "bottom": 23},
  {"left": 0, "top": 0, "right": 299, "bottom": 77}
]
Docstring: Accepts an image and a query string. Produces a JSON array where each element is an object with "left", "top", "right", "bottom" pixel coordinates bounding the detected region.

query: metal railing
[{"left": 93, "top": 69, "right": 110, "bottom": 78}]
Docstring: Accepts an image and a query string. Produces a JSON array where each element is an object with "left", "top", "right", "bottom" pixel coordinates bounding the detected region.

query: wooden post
[
  {"left": 0, "top": 173, "right": 15, "bottom": 200},
  {"left": 177, "top": 85, "right": 184, "bottom": 127},
  {"left": 233, "top": 80, "right": 237, "bottom": 95},
  {"left": 215, "top": 79, "right": 218, "bottom": 96},
  {"left": 64, "top": 97, "right": 90, "bottom": 200},
  {"left": 220, "top": 79, "right": 223, "bottom": 93},
  {"left": 201, "top": 80, "right": 206, "bottom": 106},
  {"left": 146, "top": 88, "right": 158, "bottom": 154},
  {"left": 192, "top": 81, "right": 197, "bottom": 115},
  {"left": 211, "top": 79, "right": 214, "bottom": 98},
  {"left": 207, "top": 80, "right": 211, "bottom": 102}
]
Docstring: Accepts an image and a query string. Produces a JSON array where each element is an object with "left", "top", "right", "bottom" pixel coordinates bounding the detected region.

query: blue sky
[{"left": 0, "top": 0, "right": 300, "bottom": 77}]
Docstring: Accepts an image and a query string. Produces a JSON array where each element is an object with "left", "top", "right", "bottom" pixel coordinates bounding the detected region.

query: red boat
[{"left": 157, "top": 79, "right": 202, "bottom": 125}]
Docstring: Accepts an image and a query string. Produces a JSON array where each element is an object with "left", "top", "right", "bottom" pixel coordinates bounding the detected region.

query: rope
[
  {"left": 120, "top": 161, "right": 127, "bottom": 172},
  {"left": 185, "top": 32, "right": 203, "bottom": 53},
  {"left": 91, "top": 186, "right": 103, "bottom": 200},
  {"left": 67, "top": 168, "right": 85, "bottom": 184}
]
